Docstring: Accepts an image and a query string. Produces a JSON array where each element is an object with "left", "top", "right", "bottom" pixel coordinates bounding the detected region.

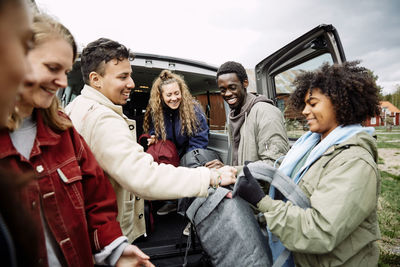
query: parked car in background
[{"left": 59, "top": 24, "right": 346, "bottom": 266}]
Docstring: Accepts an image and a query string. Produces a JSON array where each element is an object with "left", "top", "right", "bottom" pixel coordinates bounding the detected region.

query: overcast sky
[{"left": 35, "top": 0, "right": 400, "bottom": 95}]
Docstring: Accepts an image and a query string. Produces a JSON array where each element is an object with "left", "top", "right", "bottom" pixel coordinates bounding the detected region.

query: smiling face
[
  {"left": 161, "top": 82, "right": 182, "bottom": 110},
  {"left": 218, "top": 73, "right": 248, "bottom": 111},
  {"left": 94, "top": 58, "right": 134, "bottom": 105},
  {"left": 302, "top": 88, "right": 339, "bottom": 140},
  {"left": 0, "top": 1, "right": 33, "bottom": 126},
  {"left": 19, "top": 38, "right": 73, "bottom": 114}
]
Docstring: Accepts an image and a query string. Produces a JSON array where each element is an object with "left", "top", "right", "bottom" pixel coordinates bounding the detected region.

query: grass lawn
[
  {"left": 377, "top": 135, "right": 400, "bottom": 149},
  {"left": 376, "top": 130, "right": 400, "bottom": 266},
  {"left": 376, "top": 129, "right": 400, "bottom": 149},
  {"left": 378, "top": 170, "right": 400, "bottom": 266}
]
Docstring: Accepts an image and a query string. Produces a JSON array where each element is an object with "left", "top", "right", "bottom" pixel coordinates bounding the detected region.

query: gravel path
[{"left": 378, "top": 148, "right": 400, "bottom": 176}]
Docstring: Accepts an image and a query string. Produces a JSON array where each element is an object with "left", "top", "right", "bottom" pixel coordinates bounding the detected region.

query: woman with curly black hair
[
  {"left": 290, "top": 61, "right": 380, "bottom": 129},
  {"left": 235, "top": 61, "right": 381, "bottom": 266}
]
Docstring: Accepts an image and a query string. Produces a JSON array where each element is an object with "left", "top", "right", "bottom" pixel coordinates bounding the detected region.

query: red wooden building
[{"left": 365, "top": 101, "right": 400, "bottom": 127}]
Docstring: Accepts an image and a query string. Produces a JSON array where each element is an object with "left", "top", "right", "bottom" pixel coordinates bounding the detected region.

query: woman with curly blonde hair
[
  {"left": 143, "top": 70, "right": 209, "bottom": 157},
  {"left": 143, "top": 70, "right": 209, "bottom": 218}
]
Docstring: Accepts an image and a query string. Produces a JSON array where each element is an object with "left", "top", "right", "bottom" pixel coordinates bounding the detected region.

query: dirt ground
[{"left": 378, "top": 148, "right": 400, "bottom": 176}]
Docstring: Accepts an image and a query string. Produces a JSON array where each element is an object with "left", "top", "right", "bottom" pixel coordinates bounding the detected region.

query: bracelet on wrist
[
  {"left": 217, "top": 175, "right": 222, "bottom": 186},
  {"left": 212, "top": 174, "right": 221, "bottom": 189}
]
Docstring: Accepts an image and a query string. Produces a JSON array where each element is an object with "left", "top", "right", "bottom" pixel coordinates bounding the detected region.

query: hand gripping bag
[
  {"left": 233, "top": 161, "right": 312, "bottom": 267},
  {"left": 186, "top": 187, "right": 272, "bottom": 267},
  {"left": 138, "top": 133, "right": 180, "bottom": 167}
]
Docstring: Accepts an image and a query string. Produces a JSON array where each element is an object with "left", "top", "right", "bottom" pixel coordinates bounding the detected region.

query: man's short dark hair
[
  {"left": 216, "top": 61, "right": 248, "bottom": 84},
  {"left": 81, "top": 38, "right": 134, "bottom": 84},
  {"left": 290, "top": 61, "right": 381, "bottom": 126}
]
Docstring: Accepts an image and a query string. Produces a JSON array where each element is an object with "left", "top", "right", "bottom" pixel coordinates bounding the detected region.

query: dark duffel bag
[
  {"left": 179, "top": 148, "right": 221, "bottom": 168},
  {"left": 186, "top": 187, "right": 272, "bottom": 267}
]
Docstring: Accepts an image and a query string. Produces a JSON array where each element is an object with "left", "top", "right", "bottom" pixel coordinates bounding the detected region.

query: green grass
[
  {"left": 375, "top": 126, "right": 400, "bottom": 132},
  {"left": 378, "top": 142, "right": 400, "bottom": 149},
  {"left": 377, "top": 133, "right": 400, "bottom": 141},
  {"left": 376, "top": 132, "right": 400, "bottom": 149},
  {"left": 378, "top": 170, "right": 400, "bottom": 266}
]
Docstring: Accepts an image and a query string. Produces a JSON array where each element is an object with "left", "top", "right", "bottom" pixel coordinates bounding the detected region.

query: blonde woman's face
[
  {"left": 21, "top": 38, "right": 73, "bottom": 110},
  {"left": 161, "top": 82, "right": 182, "bottom": 110},
  {"left": 0, "top": 2, "right": 33, "bottom": 126}
]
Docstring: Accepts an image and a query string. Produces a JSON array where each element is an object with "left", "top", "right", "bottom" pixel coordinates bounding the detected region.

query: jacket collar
[
  {"left": 81, "top": 85, "right": 125, "bottom": 117},
  {"left": 0, "top": 110, "right": 61, "bottom": 159},
  {"left": 324, "top": 131, "right": 378, "bottom": 162}
]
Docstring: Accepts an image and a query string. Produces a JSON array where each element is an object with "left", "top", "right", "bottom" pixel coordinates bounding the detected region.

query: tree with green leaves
[
  {"left": 367, "top": 70, "right": 384, "bottom": 99},
  {"left": 383, "top": 85, "right": 400, "bottom": 109}
]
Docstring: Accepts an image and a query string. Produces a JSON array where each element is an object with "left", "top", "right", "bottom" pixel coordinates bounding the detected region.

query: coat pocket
[{"left": 58, "top": 163, "right": 84, "bottom": 209}]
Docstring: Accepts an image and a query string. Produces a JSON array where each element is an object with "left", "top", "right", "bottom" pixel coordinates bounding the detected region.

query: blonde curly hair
[{"left": 143, "top": 70, "right": 201, "bottom": 141}]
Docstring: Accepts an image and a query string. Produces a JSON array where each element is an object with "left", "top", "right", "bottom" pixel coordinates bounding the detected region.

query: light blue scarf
[
  {"left": 268, "top": 124, "right": 374, "bottom": 267},
  {"left": 279, "top": 124, "right": 374, "bottom": 184}
]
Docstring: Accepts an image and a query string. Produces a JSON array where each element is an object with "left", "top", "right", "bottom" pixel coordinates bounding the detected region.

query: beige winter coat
[{"left": 65, "top": 85, "right": 211, "bottom": 242}]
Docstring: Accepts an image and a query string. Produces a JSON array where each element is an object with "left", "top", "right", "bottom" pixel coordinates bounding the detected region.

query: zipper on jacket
[{"left": 170, "top": 113, "right": 177, "bottom": 144}]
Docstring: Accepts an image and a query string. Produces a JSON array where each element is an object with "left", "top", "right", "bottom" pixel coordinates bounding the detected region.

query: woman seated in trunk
[{"left": 143, "top": 70, "right": 209, "bottom": 231}]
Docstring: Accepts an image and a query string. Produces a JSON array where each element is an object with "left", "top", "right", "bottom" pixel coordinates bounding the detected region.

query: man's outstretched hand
[
  {"left": 205, "top": 159, "right": 224, "bottom": 169},
  {"left": 233, "top": 165, "right": 265, "bottom": 206},
  {"left": 116, "top": 244, "right": 154, "bottom": 267}
]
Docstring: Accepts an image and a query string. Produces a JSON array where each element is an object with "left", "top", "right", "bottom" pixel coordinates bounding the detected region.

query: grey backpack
[{"left": 186, "top": 187, "right": 272, "bottom": 267}]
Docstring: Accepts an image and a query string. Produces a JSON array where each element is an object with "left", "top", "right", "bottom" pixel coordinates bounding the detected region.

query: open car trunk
[{"left": 61, "top": 52, "right": 231, "bottom": 163}]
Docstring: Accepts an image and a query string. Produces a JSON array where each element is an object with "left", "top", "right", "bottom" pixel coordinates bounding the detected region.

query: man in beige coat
[{"left": 65, "top": 38, "right": 236, "bottom": 243}]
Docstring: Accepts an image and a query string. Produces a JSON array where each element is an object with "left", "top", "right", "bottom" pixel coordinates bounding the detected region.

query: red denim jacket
[{"left": 0, "top": 110, "right": 123, "bottom": 267}]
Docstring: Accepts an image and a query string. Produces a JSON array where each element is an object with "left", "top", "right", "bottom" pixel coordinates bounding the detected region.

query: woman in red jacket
[
  {"left": 0, "top": 13, "right": 153, "bottom": 267},
  {"left": 0, "top": 1, "right": 39, "bottom": 266}
]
